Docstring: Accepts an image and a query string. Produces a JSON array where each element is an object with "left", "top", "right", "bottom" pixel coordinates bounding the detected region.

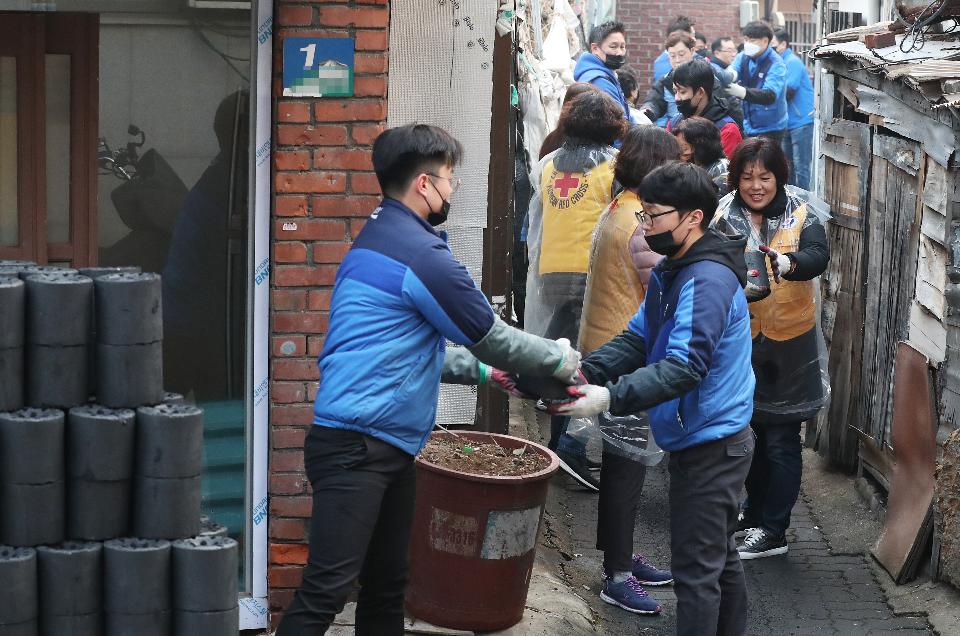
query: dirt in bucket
[{"left": 419, "top": 435, "right": 549, "bottom": 477}]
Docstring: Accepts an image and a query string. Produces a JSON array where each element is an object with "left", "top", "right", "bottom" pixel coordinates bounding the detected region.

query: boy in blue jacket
[
  {"left": 773, "top": 29, "right": 815, "bottom": 190},
  {"left": 574, "top": 20, "right": 634, "bottom": 124},
  {"left": 726, "top": 21, "right": 788, "bottom": 142},
  {"left": 551, "top": 162, "right": 756, "bottom": 636},
  {"left": 276, "top": 124, "right": 581, "bottom": 635}
]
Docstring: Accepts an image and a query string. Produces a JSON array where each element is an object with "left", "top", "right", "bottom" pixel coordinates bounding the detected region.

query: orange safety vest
[
  {"left": 744, "top": 203, "right": 816, "bottom": 341},
  {"left": 538, "top": 159, "right": 615, "bottom": 275}
]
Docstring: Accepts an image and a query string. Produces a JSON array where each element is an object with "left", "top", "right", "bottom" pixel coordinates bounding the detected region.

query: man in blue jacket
[
  {"left": 726, "top": 21, "right": 788, "bottom": 143},
  {"left": 276, "top": 124, "right": 582, "bottom": 636},
  {"left": 774, "top": 29, "right": 815, "bottom": 189},
  {"left": 574, "top": 20, "right": 633, "bottom": 123},
  {"left": 550, "top": 162, "right": 756, "bottom": 636}
]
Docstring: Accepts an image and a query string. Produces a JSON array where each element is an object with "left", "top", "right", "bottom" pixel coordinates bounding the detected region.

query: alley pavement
[{"left": 542, "top": 427, "right": 934, "bottom": 635}]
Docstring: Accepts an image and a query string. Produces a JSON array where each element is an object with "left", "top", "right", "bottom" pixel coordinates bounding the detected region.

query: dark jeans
[
  {"left": 669, "top": 426, "right": 754, "bottom": 636},
  {"left": 276, "top": 426, "right": 416, "bottom": 636},
  {"left": 596, "top": 437, "right": 647, "bottom": 573},
  {"left": 743, "top": 421, "right": 803, "bottom": 537},
  {"left": 782, "top": 123, "right": 813, "bottom": 191},
  {"left": 750, "top": 129, "right": 785, "bottom": 145},
  {"left": 540, "top": 283, "right": 584, "bottom": 453}
]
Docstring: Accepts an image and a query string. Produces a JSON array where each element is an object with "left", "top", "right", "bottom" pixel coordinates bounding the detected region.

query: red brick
[
  {"left": 269, "top": 474, "right": 308, "bottom": 496},
  {"left": 356, "top": 0, "right": 387, "bottom": 5},
  {"left": 271, "top": 382, "right": 306, "bottom": 405},
  {"left": 276, "top": 125, "right": 347, "bottom": 146},
  {"left": 269, "top": 518, "right": 305, "bottom": 541},
  {"left": 276, "top": 195, "right": 308, "bottom": 217},
  {"left": 272, "top": 335, "right": 307, "bottom": 358},
  {"left": 307, "top": 336, "right": 325, "bottom": 358},
  {"left": 277, "top": 101, "right": 310, "bottom": 123},
  {"left": 355, "top": 53, "right": 388, "bottom": 74},
  {"left": 313, "top": 148, "right": 373, "bottom": 171},
  {"left": 274, "top": 312, "right": 329, "bottom": 334},
  {"left": 350, "top": 219, "right": 367, "bottom": 238},
  {"left": 270, "top": 543, "right": 309, "bottom": 565},
  {"left": 312, "top": 195, "right": 380, "bottom": 217},
  {"left": 278, "top": 5, "right": 312, "bottom": 26},
  {"left": 273, "top": 265, "right": 337, "bottom": 288},
  {"left": 270, "top": 404, "right": 314, "bottom": 427},
  {"left": 268, "top": 565, "right": 304, "bottom": 589},
  {"left": 351, "top": 124, "right": 384, "bottom": 146},
  {"left": 275, "top": 172, "right": 346, "bottom": 194},
  {"left": 273, "top": 242, "right": 307, "bottom": 264},
  {"left": 356, "top": 30, "right": 389, "bottom": 51},
  {"left": 313, "top": 100, "right": 385, "bottom": 123},
  {"left": 272, "top": 426, "right": 308, "bottom": 449},
  {"left": 307, "top": 290, "right": 332, "bottom": 311},
  {"left": 274, "top": 150, "right": 310, "bottom": 171},
  {"left": 271, "top": 290, "right": 307, "bottom": 312},
  {"left": 273, "top": 219, "right": 345, "bottom": 241},
  {"left": 350, "top": 173, "right": 381, "bottom": 195},
  {"left": 270, "top": 495, "right": 313, "bottom": 518},
  {"left": 354, "top": 76, "right": 387, "bottom": 98},
  {"left": 318, "top": 6, "right": 388, "bottom": 28},
  {"left": 306, "top": 381, "right": 320, "bottom": 401},
  {"left": 272, "top": 359, "right": 320, "bottom": 381},
  {"left": 271, "top": 449, "right": 305, "bottom": 473},
  {"left": 312, "top": 243, "right": 351, "bottom": 264}
]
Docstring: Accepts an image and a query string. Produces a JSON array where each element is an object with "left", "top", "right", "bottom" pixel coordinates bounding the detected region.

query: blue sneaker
[
  {"left": 632, "top": 554, "right": 673, "bottom": 586},
  {"left": 600, "top": 575, "right": 662, "bottom": 615}
]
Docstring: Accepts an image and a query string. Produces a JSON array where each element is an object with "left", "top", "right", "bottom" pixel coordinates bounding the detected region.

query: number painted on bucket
[{"left": 429, "top": 508, "right": 479, "bottom": 557}]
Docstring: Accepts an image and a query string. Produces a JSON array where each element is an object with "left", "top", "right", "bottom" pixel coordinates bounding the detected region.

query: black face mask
[
  {"left": 676, "top": 97, "right": 698, "bottom": 118},
  {"left": 603, "top": 54, "right": 626, "bottom": 70},
  {"left": 646, "top": 215, "right": 693, "bottom": 257},
  {"left": 425, "top": 179, "right": 451, "bottom": 227}
]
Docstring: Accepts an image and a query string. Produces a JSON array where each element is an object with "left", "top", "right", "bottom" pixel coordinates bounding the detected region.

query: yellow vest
[
  {"left": 745, "top": 204, "right": 816, "bottom": 341},
  {"left": 579, "top": 191, "right": 646, "bottom": 354},
  {"left": 538, "top": 159, "right": 615, "bottom": 275}
]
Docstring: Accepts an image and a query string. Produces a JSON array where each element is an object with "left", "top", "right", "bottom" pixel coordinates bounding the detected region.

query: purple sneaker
[
  {"left": 600, "top": 575, "right": 662, "bottom": 615},
  {"left": 632, "top": 554, "right": 673, "bottom": 586}
]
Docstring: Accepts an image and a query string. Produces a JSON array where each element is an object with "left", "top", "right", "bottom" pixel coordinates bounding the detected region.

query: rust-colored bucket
[{"left": 405, "top": 431, "right": 559, "bottom": 631}]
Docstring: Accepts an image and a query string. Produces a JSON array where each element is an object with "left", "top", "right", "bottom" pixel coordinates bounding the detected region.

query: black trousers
[
  {"left": 669, "top": 426, "right": 754, "bottom": 636},
  {"left": 743, "top": 421, "right": 803, "bottom": 536},
  {"left": 276, "top": 426, "right": 416, "bottom": 636},
  {"left": 596, "top": 438, "right": 647, "bottom": 574}
]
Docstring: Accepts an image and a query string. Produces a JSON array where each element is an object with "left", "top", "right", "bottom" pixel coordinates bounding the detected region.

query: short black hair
[
  {"left": 711, "top": 36, "right": 733, "bottom": 54},
  {"left": 666, "top": 15, "right": 694, "bottom": 36},
  {"left": 638, "top": 162, "right": 718, "bottom": 229},
  {"left": 727, "top": 136, "right": 789, "bottom": 192},
  {"left": 559, "top": 91, "right": 625, "bottom": 146},
  {"left": 589, "top": 21, "right": 625, "bottom": 46},
  {"left": 615, "top": 126, "right": 681, "bottom": 189},
  {"left": 673, "top": 117, "right": 725, "bottom": 168},
  {"left": 742, "top": 21, "right": 774, "bottom": 41},
  {"left": 672, "top": 59, "right": 715, "bottom": 99},
  {"left": 695, "top": 32, "right": 708, "bottom": 45},
  {"left": 616, "top": 69, "right": 638, "bottom": 98},
  {"left": 373, "top": 124, "right": 463, "bottom": 197},
  {"left": 773, "top": 28, "right": 791, "bottom": 46}
]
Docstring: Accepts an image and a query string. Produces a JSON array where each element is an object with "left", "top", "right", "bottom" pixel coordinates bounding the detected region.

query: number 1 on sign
[{"left": 300, "top": 43, "right": 316, "bottom": 69}]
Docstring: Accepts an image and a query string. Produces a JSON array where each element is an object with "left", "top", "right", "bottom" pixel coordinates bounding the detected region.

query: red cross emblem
[{"left": 553, "top": 172, "right": 580, "bottom": 198}]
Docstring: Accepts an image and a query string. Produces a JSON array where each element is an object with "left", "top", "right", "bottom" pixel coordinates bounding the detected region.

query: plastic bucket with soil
[{"left": 405, "top": 431, "right": 559, "bottom": 631}]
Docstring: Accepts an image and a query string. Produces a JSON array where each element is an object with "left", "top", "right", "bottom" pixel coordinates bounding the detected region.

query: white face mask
[{"left": 743, "top": 41, "right": 762, "bottom": 57}]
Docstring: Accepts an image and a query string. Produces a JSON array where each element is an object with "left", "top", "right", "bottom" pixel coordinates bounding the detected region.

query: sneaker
[
  {"left": 600, "top": 576, "right": 662, "bottom": 615},
  {"left": 586, "top": 456, "right": 602, "bottom": 472},
  {"left": 632, "top": 554, "right": 673, "bottom": 586},
  {"left": 734, "top": 511, "right": 758, "bottom": 539},
  {"left": 556, "top": 450, "right": 601, "bottom": 492},
  {"left": 738, "top": 527, "right": 788, "bottom": 560}
]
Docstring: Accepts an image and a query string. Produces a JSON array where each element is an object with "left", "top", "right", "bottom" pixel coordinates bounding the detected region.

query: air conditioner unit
[
  {"left": 188, "top": 0, "right": 251, "bottom": 10},
  {"left": 740, "top": 0, "right": 760, "bottom": 26}
]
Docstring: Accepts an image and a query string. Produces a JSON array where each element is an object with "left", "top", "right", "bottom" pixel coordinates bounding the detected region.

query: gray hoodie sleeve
[{"left": 440, "top": 317, "right": 567, "bottom": 385}]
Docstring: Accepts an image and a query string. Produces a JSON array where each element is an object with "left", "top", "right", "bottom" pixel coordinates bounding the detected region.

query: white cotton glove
[
  {"left": 547, "top": 384, "right": 611, "bottom": 417},
  {"left": 551, "top": 337, "right": 582, "bottom": 384},
  {"left": 759, "top": 245, "right": 794, "bottom": 283},
  {"left": 726, "top": 83, "right": 747, "bottom": 99}
]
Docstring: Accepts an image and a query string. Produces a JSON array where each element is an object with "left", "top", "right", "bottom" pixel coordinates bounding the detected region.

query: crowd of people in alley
[{"left": 277, "top": 15, "right": 827, "bottom": 636}]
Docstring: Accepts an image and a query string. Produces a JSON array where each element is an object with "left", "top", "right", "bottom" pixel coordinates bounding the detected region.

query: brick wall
[
  {"left": 618, "top": 0, "right": 742, "bottom": 90},
  {"left": 269, "top": 0, "right": 389, "bottom": 627}
]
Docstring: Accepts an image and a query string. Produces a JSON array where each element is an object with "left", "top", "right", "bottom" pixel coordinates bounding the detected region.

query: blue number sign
[{"left": 283, "top": 37, "right": 354, "bottom": 97}]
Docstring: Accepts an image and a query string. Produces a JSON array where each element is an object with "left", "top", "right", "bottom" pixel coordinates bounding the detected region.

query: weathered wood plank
[
  {"left": 822, "top": 139, "right": 859, "bottom": 166},
  {"left": 909, "top": 301, "right": 947, "bottom": 363}
]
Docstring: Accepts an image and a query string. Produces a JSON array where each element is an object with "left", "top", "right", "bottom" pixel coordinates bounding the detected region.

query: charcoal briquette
[
  {"left": 103, "top": 538, "right": 170, "bottom": 614},
  {"left": 132, "top": 476, "right": 201, "bottom": 540},
  {"left": 135, "top": 404, "right": 203, "bottom": 479},
  {"left": 172, "top": 537, "right": 238, "bottom": 611},
  {"left": 25, "top": 273, "right": 92, "bottom": 346},
  {"left": 94, "top": 273, "right": 162, "bottom": 345},
  {"left": 0, "top": 482, "right": 65, "bottom": 547},
  {"left": 26, "top": 344, "right": 88, "bottom": 408},
  {"left": 67, "top": 479, "right": 130, "bottom": 540},
  {"left": 0, "top": 408, "right": 64, "bottom": 484},
  {"left": 67, "top": 406, "right": 135, "bottom": 481},
  {"left": 36, "top": 542, "right": 102, "bottom": 616},
  {"left": 0, "top": 546, "right": 37, "bottom": 625},
  {"left": 96, "top": 342, "right": 163, "bottom": 407},
  {"left": 173, "top": 607, "right": 238, "bottom": 636}
]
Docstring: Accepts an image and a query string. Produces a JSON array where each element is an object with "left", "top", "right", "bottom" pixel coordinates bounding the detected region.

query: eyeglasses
[
  {"left": 428, "top": 173, "right": 462, "bottom": 194},
  {"left": 635, "top": 208, "right": 678, "bottom": 225}
]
